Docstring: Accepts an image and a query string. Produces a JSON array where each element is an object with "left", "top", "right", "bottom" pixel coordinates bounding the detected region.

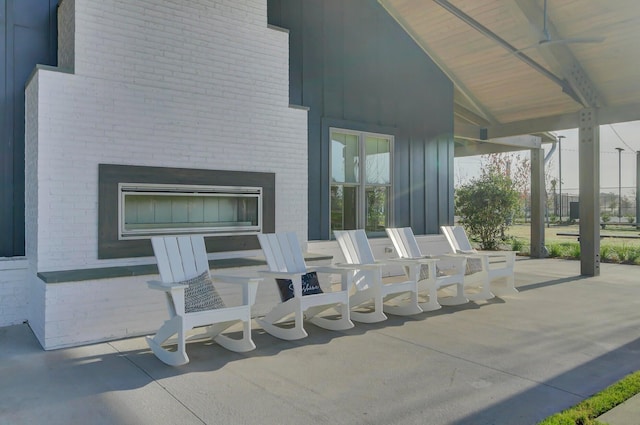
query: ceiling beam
[
  {"left": 378, "top": 0, "right": 498, "bottom": 125},
  {"left": 454, "top": 103, "right": 492, "bottom": 127},
  {"left": 454, "top": 140, "right": 538, "bottom": 157},
  {"left": 477, "top": 102, "right": 640, "bottom": 139},
  {"left": 505, "top": 0, "right": 602, "bottom": 108},
  {"left": 432, "top": 0, "right": 583, "bottom": 105}
]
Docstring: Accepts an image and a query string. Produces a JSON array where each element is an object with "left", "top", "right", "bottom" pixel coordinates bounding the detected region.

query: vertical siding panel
[
  {"left": 394, "top": 136, "right": 410, "bottom": 228},
  {"left": 0, "top": 0, "right": 9, "bottom": 256},
  {"left": 410, "top": 138, "right": 425, "bottom": 234},
  {"left": 268, "top": 0, "right": 454, "bottom": 240},
  {"left": 303, "top": 0, "right": 324, "bottom": 240},
  {"left": 424, "top": 138, "right": 438, "bottom": 231},
  {"left": 1, "top": 0, "right": 56, "bottom": 256}
]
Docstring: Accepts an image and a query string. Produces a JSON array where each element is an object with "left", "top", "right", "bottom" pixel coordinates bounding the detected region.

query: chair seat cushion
[
  {"left": 182, "top": 271, "right": 226, "bottom": 313},
  {"left": 276, "top": 271, "right": 324, "bottom": 302}
]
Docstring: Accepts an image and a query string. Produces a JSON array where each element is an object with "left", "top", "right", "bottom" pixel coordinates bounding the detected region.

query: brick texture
[{"left": 18, "top": 0, "right": 309, "bottom": 347}]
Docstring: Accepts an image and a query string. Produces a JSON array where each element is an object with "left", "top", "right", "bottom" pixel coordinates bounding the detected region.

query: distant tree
[
  {"left": 481, "top": 153, "right": 531, "bottom": 222},
  {"left": 455, "top": 167, "right": 520, "bottom": 250}
]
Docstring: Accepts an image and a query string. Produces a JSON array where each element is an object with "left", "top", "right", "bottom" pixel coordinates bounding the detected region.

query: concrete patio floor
[{"left": 2, "top": 258, "right": 640, "bottom": 425}]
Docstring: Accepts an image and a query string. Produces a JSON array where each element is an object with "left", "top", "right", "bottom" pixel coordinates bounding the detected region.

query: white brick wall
[
  {"left": 29, "top": 0, "right": 307, "bottom": 272},
  {"left": 21, "top": 0, "right": 310, "bottom": 348},
  {"left": 0, "top": 259, "right": 29, "bottom": 326}
]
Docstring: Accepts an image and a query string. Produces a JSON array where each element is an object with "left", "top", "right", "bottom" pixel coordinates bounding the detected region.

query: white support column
[
  {"left": 530, "top": 148, "right": 546, "bottom": 258},
  {"left": 578, "top": 109, "right": 600, "bottom": 276}
]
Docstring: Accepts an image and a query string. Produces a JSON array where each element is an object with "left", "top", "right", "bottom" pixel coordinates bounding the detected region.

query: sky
[{"left": 454, "top": 120, "right": 640, "bottom": 198}]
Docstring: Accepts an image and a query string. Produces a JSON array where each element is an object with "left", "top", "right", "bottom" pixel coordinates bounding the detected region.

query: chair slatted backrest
[
  {"left": 441, "top": 226, "right": 461, "bottom": 253},
  {"left": 334, "top": 230, "right": 376, "bottom": 264},
  {"left": 258, "top": 232, "right": 307, "bottom": 274},
  {"left": 451, "top": 226, "right": 475, "bottom": 251},
  {"left": 152, "top": 235, "right": 210, "bottom": 283},
  {"left": 386, "top": 227, "right": 422, "bottom": 259}
]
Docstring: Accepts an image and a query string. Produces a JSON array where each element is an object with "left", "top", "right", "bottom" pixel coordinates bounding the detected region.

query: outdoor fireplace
[
  {"left": 99, "top": 164, "right": 275, "bottom": 259},
  {"left": 119, "top": 183, "right": 262, "bottom": 239}
]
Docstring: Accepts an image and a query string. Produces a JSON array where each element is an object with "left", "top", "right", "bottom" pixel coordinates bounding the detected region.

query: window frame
[{"left": 329, "top": 127, "right": 394, "bottom": 236}]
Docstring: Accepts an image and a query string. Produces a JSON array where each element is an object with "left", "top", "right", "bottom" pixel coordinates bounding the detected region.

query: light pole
[
  {"left": 557, "top": 135, "right": 565, "bottom": 222},
  {"left": 616, "top": 147, "right": 624, "bottom": 221}
]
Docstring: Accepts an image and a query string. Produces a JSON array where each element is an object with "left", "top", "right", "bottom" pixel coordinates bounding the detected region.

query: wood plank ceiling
[{"left": 379, "top": 0, "right": 640, "bottom": 155}]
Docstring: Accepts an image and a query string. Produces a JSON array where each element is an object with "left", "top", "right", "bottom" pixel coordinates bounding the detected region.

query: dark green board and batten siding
[
  {"left": 0, "top": 0, "right": 57, "bottom": 257},
  {"left": 267, "top": 0, "right": 455, "bottom": 240}
]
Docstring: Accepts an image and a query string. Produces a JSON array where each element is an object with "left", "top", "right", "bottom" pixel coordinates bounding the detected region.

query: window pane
[
  {"left": 331, "top": 185, "right": 358, "bottom": 232},
  {"left": 331, "top": 132, "right": 359, "bottom": 183},
  {"left": 365, "top": 186, "right": 388, "bottom": 233},
  {"left": 365, "top": 136, "right": 390, "bottom": 184}
]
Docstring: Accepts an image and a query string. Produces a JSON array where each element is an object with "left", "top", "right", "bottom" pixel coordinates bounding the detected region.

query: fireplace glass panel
[{"left": 119, "top": 184, "right": 261, "bottom": 239}]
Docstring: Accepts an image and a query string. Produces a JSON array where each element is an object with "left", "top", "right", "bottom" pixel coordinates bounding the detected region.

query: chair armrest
[
  {"left": 211, "top": 274, "right": 263, "bottom": 285},
  {"left": 306, "top": 266, "right": 354, "bottom": 292},
  {"left": 212, "top": 274, "right": 262, "bottom": 306},
  {"left": 147, "top": 280, "right": 188, "bottom": 291},
  {"left": 307, "top": 265, "right": 353, "bottom": 276},
  {"left": 387, "top": 257, "right": 439, "bottom": 265},
  {"left": 258, "top": 270, "right": 304, "bottom": 279},
  {"left": 431, "top": 254, "right": 466, "bottom": 268},
  {"left": 333, "top": 262, "right": 386, "bottom": 270}
]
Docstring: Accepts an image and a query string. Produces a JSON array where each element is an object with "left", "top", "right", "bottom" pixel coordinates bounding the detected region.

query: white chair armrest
[
  {"left": 211, "top": 274, "right": 263, "bottom": 285},
  {"left": 306, "top": 266, "right": 354, "bottom": 292},
  {"left": 258, "top": 270, "right": 305, "bottom": 279},
  {"left": 387, "top": 257, "right": 439, "bottom": 265},
  {"left": 147, "top": 280, "right": 188, "bottom": 291},
  {"left": 333, "top": 262, "right": 385, "bottom": 270},
  {"left": 307, "top": 265, "right": 353, "bottom": 276},
  {"left": 212, "top": 274, "right": 262, "bottom": 306}
]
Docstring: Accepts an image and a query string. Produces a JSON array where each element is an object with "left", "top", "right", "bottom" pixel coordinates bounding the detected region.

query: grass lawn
[{"left": 503, "top": 223, "right": 640, "bottom": 264}]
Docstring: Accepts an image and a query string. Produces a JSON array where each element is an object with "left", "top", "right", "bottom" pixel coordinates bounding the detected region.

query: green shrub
[
  {"left": 510, "top": 237, "right": 525, "bottom": 252},
  {"left": 613, "top": 244, "right": 640, "bottom": 264},
  {"left": 547, "top": 243, "right": 563, "bottom": 258},
  {"left": 600, "top": 245, "right": 613, "bottom": 262},
  {"left": 455, "top": 168, "right": 520, "bottom": 250},
  {"left": 569, "top": 243, "right": 581, "bottom": 259}
]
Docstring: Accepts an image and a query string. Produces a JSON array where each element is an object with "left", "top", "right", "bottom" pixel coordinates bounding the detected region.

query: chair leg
[
  {"left": 256, "top": 300, "right": 308, "bottom": 341},
  {"left": 146, "top": 316, "right": 190, "bottom": 366},
  {"left": 418, "top": 281, "right": 442, "bottom": 312},
  {"left": 349, "top": 288, "right": 388, "bottom": 323},
  {"left": 439, "top": 282, "right": 469, "bottom": 306},
  {"left": 383, "top": 290, "right": 422, "bottom": 316},
  {"left": 214, "top": 319, "right": 256, "bottom": 352},
  {"left": 467, "top": 273, "right": 495, "bottom": 301},
  {"left": 349, "top": 288, "right": 387, "bottom": 323},
  {"left": 309, "top": 303, "right": 354, "bottom": 331},
  {"left": 492, "top": 274, "right": 518, "bottom": 296}
]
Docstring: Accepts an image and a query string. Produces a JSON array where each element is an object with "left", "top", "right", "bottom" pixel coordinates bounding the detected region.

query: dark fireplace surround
[{"left": 98, "top": 164, "right": 275, "bottom": 259}]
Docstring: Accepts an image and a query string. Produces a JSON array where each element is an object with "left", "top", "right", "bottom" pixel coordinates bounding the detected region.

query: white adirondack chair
[
  {"left": 441, "top": 225, "right": 518, "bottom": 295},
  {"left": 385, "top": 227, "right": 473, "bottom": 310},
  {"left": 147, "top": 235, "right": 261, "bottom": 366},
  {"left": 334, "top": 229, "right": 424, "bottom": 323},
  {"left": 257, "top": 232, "right": 354, "bottom": 340}
]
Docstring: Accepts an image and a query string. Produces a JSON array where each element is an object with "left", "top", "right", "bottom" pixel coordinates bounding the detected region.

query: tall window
[{"left": 330, "top": 129, "right": 392, "bottom": 236}]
